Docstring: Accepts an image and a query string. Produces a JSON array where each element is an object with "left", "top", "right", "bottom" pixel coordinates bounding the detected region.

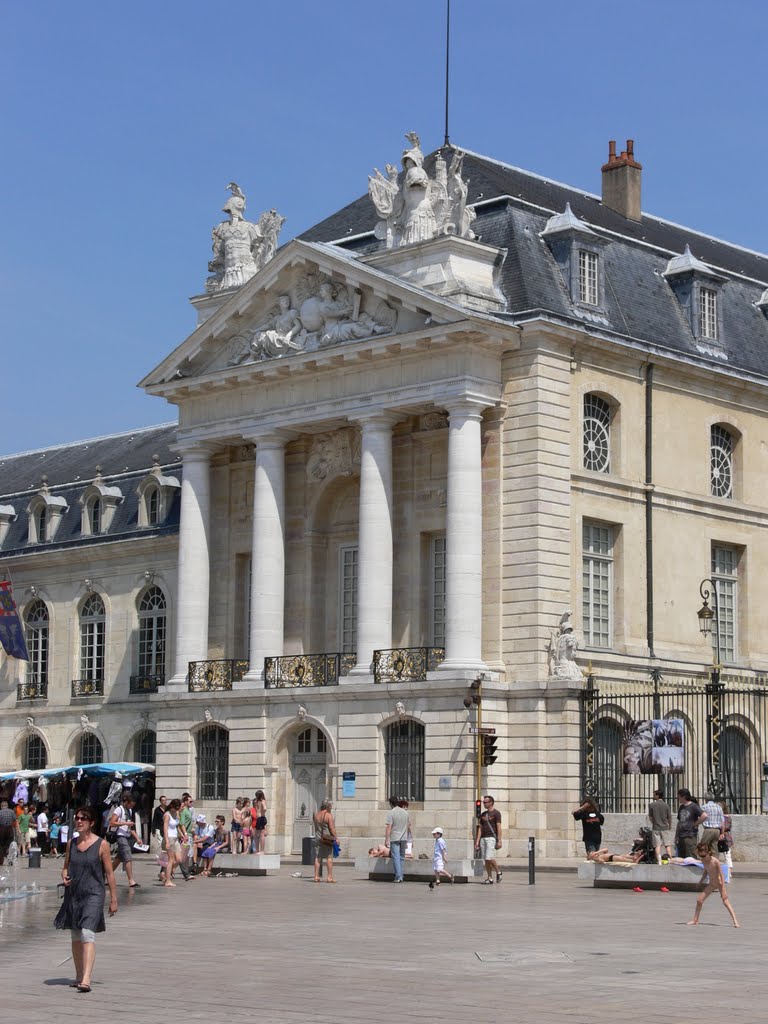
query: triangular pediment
[{"left": 140, "top": 240, "right": 490, "bottom": 390}]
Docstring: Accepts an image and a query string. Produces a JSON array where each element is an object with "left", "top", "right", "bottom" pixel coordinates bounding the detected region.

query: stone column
[
  {"left": 350, "top": 414, "right": 399, "bottom": 676},
  {"left": 439, "top": 400, "right": 488, "bottom": 673},
  {"left": 241, "top": 434, "right": 287, "bottom": 686},
  {"left": 170, "top": 443, "right": 216, "bottom": 688}
]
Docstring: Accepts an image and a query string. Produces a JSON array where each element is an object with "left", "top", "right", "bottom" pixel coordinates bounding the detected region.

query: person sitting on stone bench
[{"left": 368, "top": 843, "right": 414, "bottom": 859}]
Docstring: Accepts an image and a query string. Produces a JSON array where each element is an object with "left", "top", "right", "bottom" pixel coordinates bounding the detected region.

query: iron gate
[{"left": 580, "top": 671, "right": 768, "bottom": 814}]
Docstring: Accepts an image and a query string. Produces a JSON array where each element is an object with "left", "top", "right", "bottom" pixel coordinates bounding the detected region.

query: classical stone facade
[{"left": 3, "top": 140, "right": 768, "bottom": 856}]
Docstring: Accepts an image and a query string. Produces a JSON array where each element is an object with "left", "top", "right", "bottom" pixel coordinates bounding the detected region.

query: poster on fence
[{"left": 623, "top": 719, "right": 684, "bottom": 775}]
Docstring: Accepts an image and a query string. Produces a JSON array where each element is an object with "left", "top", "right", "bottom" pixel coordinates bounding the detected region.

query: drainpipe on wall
[{"left": 645, "top": 363, "right": 656, "bottom": 659}]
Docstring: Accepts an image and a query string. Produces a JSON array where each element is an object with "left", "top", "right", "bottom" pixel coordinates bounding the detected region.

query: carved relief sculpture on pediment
[
  {"left": 368, "top": 133, "right": 476, "bottom": 249},
  {"left": 306, "top": 428, "right": 361, "bottom": 483},
  {"left": 227, "top": 274, "right": 397, "bottom": 366},
  {"left": 206, "top": 182, "right": 285, "bottom": 293}
]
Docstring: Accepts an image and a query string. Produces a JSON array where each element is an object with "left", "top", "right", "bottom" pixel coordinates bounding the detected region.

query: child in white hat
[{"left": 431, "top": 827, "right": 454, "bottom": 884}]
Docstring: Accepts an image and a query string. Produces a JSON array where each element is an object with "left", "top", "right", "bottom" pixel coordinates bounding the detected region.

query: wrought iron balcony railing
[
  {"left": 130, "top": 674, "right": 164, "bottom": 694},
  {"left": 264, "top": 652, "right": 356, "bottom": 688},
  {"left": 373, "top": 646, "right": 445, "bottom": 684},
  {"left": 17, "top": 679, "right": 48, "bottom": 701},
  {"left": 188, "top": 659, "right": 249, "bottom": 692},
  {"left": 71, "top": 677, "right": 104, "bottom": 698}
]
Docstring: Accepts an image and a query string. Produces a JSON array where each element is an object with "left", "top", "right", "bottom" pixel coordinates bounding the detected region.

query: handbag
[
  {"left": 717, "top": 837, "right": 728, "bottom": 852},
  {"left": 332, "top": 839, "right": 341, "bottom": 858}
]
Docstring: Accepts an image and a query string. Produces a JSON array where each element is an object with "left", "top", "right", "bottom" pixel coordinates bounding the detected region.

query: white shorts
[{"left": 479, "top": 837, "right": 498, "bottom": 861}]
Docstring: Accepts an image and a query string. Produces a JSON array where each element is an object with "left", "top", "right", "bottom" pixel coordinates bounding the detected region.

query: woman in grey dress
[{"left": 54, "top": 805, "right": 118, "bottom": 993}]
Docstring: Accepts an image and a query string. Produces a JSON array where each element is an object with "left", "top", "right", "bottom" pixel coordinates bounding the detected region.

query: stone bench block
[
  {"left": 354, "top": 856, "right": 478, "bottom": 882},
  {"left": 576, "top": 861, "right": 727, "bottom": 891},
  {"left": 210, "top": 854, "right": 280, "bottom": 876}
]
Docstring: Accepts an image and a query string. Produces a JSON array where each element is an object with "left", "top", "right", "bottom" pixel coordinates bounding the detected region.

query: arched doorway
[{"left": 290, "top": 726, "right": 328, "bottom": 853}]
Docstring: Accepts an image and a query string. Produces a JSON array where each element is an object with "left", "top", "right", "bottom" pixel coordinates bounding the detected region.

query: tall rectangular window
[
  {"left": 699, "top": 288, "right": 718, "bottom": 340},
  {"left": 582, "top": 522, "right": 613, "bottom": 647},
  {"left": 430, "top": 535, "right": 446, "bottom": 648},
  {"left": 578, "top": 250, "right": 599, "bottom": 305},
  {"left": 339, "top": 546, "right": 358, "bottom": 653},
  {"left": 712, "top": 545, "right": 737, "bottom": 662}
]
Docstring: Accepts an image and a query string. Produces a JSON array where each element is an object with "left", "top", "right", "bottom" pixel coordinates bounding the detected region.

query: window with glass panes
[
  {"left": 430, "top": 535, "right": 446, "bottom": 648},
  {"left": 37, "top": 507, "right": 47, "bottom": 543},
  {"left": 578, "top": 250, "right": 599, "bottom": 305},
  {"left": 147, "top": 487, "right": 160, "bottom": 526},
  {"left": 710, "top": 425, "right": 733, "bottom": 499},
  {"left": 699, "top": 287, "right": 718, "bottom": 340},
  {"left": 384, "top": 720, "right": 425, "bottom": 802},
  {"left": 138, "top": 586, "right": 166, "bottom": 681},
  {"left": 79, "top": 733, "right": 103, "bottom": 765},
  {"left": 339, "top": 546, "right": 358, "bottom": 653},
  {"left": 197, "top": 725, "right": 229, "bottom": 800},
  {"left": 80, "top": 594, "right": 105, "bottom": 681},
  {"left": 25, "top": 600, "right": 49, "bottom": 696},
  {"left": 23, "top": 734, "right": 47, "bottom": 771},
  {"left": 582, "top": 522, "right": 613, "bottom": 647},
  {"left": 583, "top": 394, "right": 611, "bottom": 473},
  {"left": 134, "top": 729, "right": 156, "bottom": 765},
  {"left": 712, "top": 546, "right": 737, "bottom": 662},
  {"left": 90, "top": 498, "right": 102, "bottom": 535}
]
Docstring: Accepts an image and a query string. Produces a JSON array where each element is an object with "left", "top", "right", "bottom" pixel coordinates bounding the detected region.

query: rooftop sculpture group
[
  {"left": 368, "top": 132, "right": 476, "bottom": 248},
  {"left": 206, "top": 182, "right": 285, "bottom": 292}
]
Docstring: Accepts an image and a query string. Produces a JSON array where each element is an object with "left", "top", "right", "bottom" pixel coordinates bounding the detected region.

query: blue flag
[{"left": 0, "top": 581, "right": 29, "bottom": 660}]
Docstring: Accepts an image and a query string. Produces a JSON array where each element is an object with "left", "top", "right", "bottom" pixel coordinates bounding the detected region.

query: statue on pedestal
[
  {"left": 547, "top": 611, "right": 582, "bottom": 681},
  {"left": 206, "top": 183, "right": 285, "bottom": 292},
  {"left": 368, "top": 133, "right": 477, "bottom": 249}
]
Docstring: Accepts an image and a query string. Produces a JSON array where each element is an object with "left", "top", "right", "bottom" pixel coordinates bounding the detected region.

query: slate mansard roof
[
  {"left": 301, "top": 146, "right": 768, "bottom": 379},
  {"left": 0, "top": 423, "right": 180, "bottom": 557}
]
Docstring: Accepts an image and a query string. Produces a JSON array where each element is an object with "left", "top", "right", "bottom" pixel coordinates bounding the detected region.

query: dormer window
[
  {"left": 136, "top": 456, "right": 180, "bottom": 528},
  {"left": 89, "top": 498, "right": 102, "bottom": 535},
  {"left": 0, "top": 505, "right": 16, "bottom": 546},
  {"left": 79, "top": 469, "right": 122, "bottom": 537},
  {"left": 579, "top": 251, "right": 599, "bottom": 306},
  {"left": 37, "top": 507, "right": 48, "bottom": 543},
  {"left": 541, "top": 204, "right": 607, "bottom": 313},
  {"left": 700, "top": 288, "right": 718, "bottom": 341},
  {"left": 27, "top": 478, "right": 68, "bottom": 545},
  {"left": 147, "top": 486, "right": 160, "bottom": 526},
  {"left": 663, "top": 246, "right": 726, "bottom": 356}
]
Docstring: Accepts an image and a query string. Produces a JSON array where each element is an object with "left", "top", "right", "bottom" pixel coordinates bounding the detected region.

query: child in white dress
[{"left": 431, "top": 827, "right": 454, "bottom": 884}]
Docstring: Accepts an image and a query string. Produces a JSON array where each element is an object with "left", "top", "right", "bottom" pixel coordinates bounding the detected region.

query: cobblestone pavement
[{"left": 1, "top": 858, "right": 767, "bottom": 1023}]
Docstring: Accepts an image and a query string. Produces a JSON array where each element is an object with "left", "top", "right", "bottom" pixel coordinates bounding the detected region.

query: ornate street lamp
[{"left": 697, "top": 578, "right": 721, "bottom": 668}]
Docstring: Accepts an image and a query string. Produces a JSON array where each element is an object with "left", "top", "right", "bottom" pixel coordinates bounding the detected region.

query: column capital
[
  {"left": 442, "top": 396, "right": 492, "bottom": 420},
  {"left": 348, "top": 411, "right": 402, "bottom": 431},
  {"left": 242, "top": 428, "right": 296, "bottom": 448},
  {"left": 170, "top": 440, "right": 219, "bottom": 461}
]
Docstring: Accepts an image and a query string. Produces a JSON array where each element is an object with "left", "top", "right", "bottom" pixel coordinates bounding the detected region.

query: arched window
[
  {"left": 138, "top": 586, "right": 166, "bottom": 682},
  {"left": 721, "top": 726, "right": 750, "bottom": 814},
  {"left": 37, "top": 506, "right": 48, "bottom": 543},
  {"left": 594, "top": 718, "right": 623, "bottom": 813},
  {"left": 79, "top": 733, "right": 103, "bottom": 765},
  {"left": 384, "top": 720, "right": 425, "bottom": 802},
  {"left": 23, "top": 733, "right": 47, "bottom": 771},
  {"left": 710, "top": 425, "right": 733, "bottom": 498},
  {"left": 583, "top": 394, "right": 611, "bottom": 473},
  {"left": 147, "top": 487, "right": 160, "bottom": 526},
  {"left": 80, "top": 593, "right": 106, "bottom": 682},
  {"left": 133, "top": 729, "right": 156, "bottom": 765},
  {"left": 296, "top": 727, "right": 326, "bottom": 755},
  {"left": 196, "top": 725, "right": 229, "bottom": 801},
  {"left": 25, "top": 600, "right": 49, "bottom": 697},
  {"left": 90, "top": 498, "right": 102, "bottom": 535}
]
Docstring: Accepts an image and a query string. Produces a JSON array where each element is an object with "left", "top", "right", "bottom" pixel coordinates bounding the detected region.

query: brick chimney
[{"left": 601, "top": 139, "right": 642, "bottom": 221}]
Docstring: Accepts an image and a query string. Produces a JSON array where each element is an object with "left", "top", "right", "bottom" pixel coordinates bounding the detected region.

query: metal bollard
[{"left": 528, "top": 835, "right": 535, "bottom": 885}]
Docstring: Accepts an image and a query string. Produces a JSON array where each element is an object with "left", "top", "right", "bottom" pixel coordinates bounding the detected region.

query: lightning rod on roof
[{"left": 443, "top": 0, "right": 451, "bottom": 147}]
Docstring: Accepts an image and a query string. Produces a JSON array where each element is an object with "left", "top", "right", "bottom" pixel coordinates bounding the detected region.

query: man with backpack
[{"left": 109, "top": 792, "right": 141, "bottom": 888}]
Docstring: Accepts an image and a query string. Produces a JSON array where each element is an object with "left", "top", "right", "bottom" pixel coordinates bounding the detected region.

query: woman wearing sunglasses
[{"left": 54, "top": 806, "right": 118, "bottom": 993}]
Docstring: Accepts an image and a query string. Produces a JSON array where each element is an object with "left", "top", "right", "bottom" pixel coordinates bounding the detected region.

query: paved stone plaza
[{"left": 1, "top": 858, "right": 766, "bottom": 1022}]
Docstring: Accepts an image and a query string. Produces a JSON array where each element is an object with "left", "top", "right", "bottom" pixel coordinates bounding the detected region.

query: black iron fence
[
  {"left": 17, "top": 679, "right": 47, "bottom": 701},
  {"left": 71, "top": 677, "right": 104, "bottom": 698},
  {"left": 188, "top": 659, "right": 249, "bottom": 692},
  {"left": 581, "top": 671, "right": 768, "bottom": 815},
  {"left": 264, "top": 652, "right": 355, "bottom": 688},
  {"left": 130, "top": 674, "right": 164, "bottom": 694},
  {"left": 373, "top": 646, "right": 445, "bottom": 684}
]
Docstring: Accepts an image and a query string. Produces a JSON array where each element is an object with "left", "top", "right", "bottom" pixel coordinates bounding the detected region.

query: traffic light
[
  {"left": 475, "top": 798, "right": 482, "bottom": 819},
  {"left": 463, "top": 677, "right": 482, "bottom": 709},
  {"left": 482, "top": 736, "right": 498, "bottom": 767}
]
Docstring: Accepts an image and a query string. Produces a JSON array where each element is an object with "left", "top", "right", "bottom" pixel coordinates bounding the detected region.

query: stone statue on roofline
[
  {"left": 206, "top": 182, "right": 285, "bottom": 292},
  {"left": 547, "top": 611, "right": 582, "bottom": 681},
  {"left": 368, "top": 132, "right": 476, "bottom": 249}
]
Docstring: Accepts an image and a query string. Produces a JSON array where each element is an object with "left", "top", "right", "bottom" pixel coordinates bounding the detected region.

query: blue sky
[{"left": 2, "top": 1, "right": 766, "bottom": 453}]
